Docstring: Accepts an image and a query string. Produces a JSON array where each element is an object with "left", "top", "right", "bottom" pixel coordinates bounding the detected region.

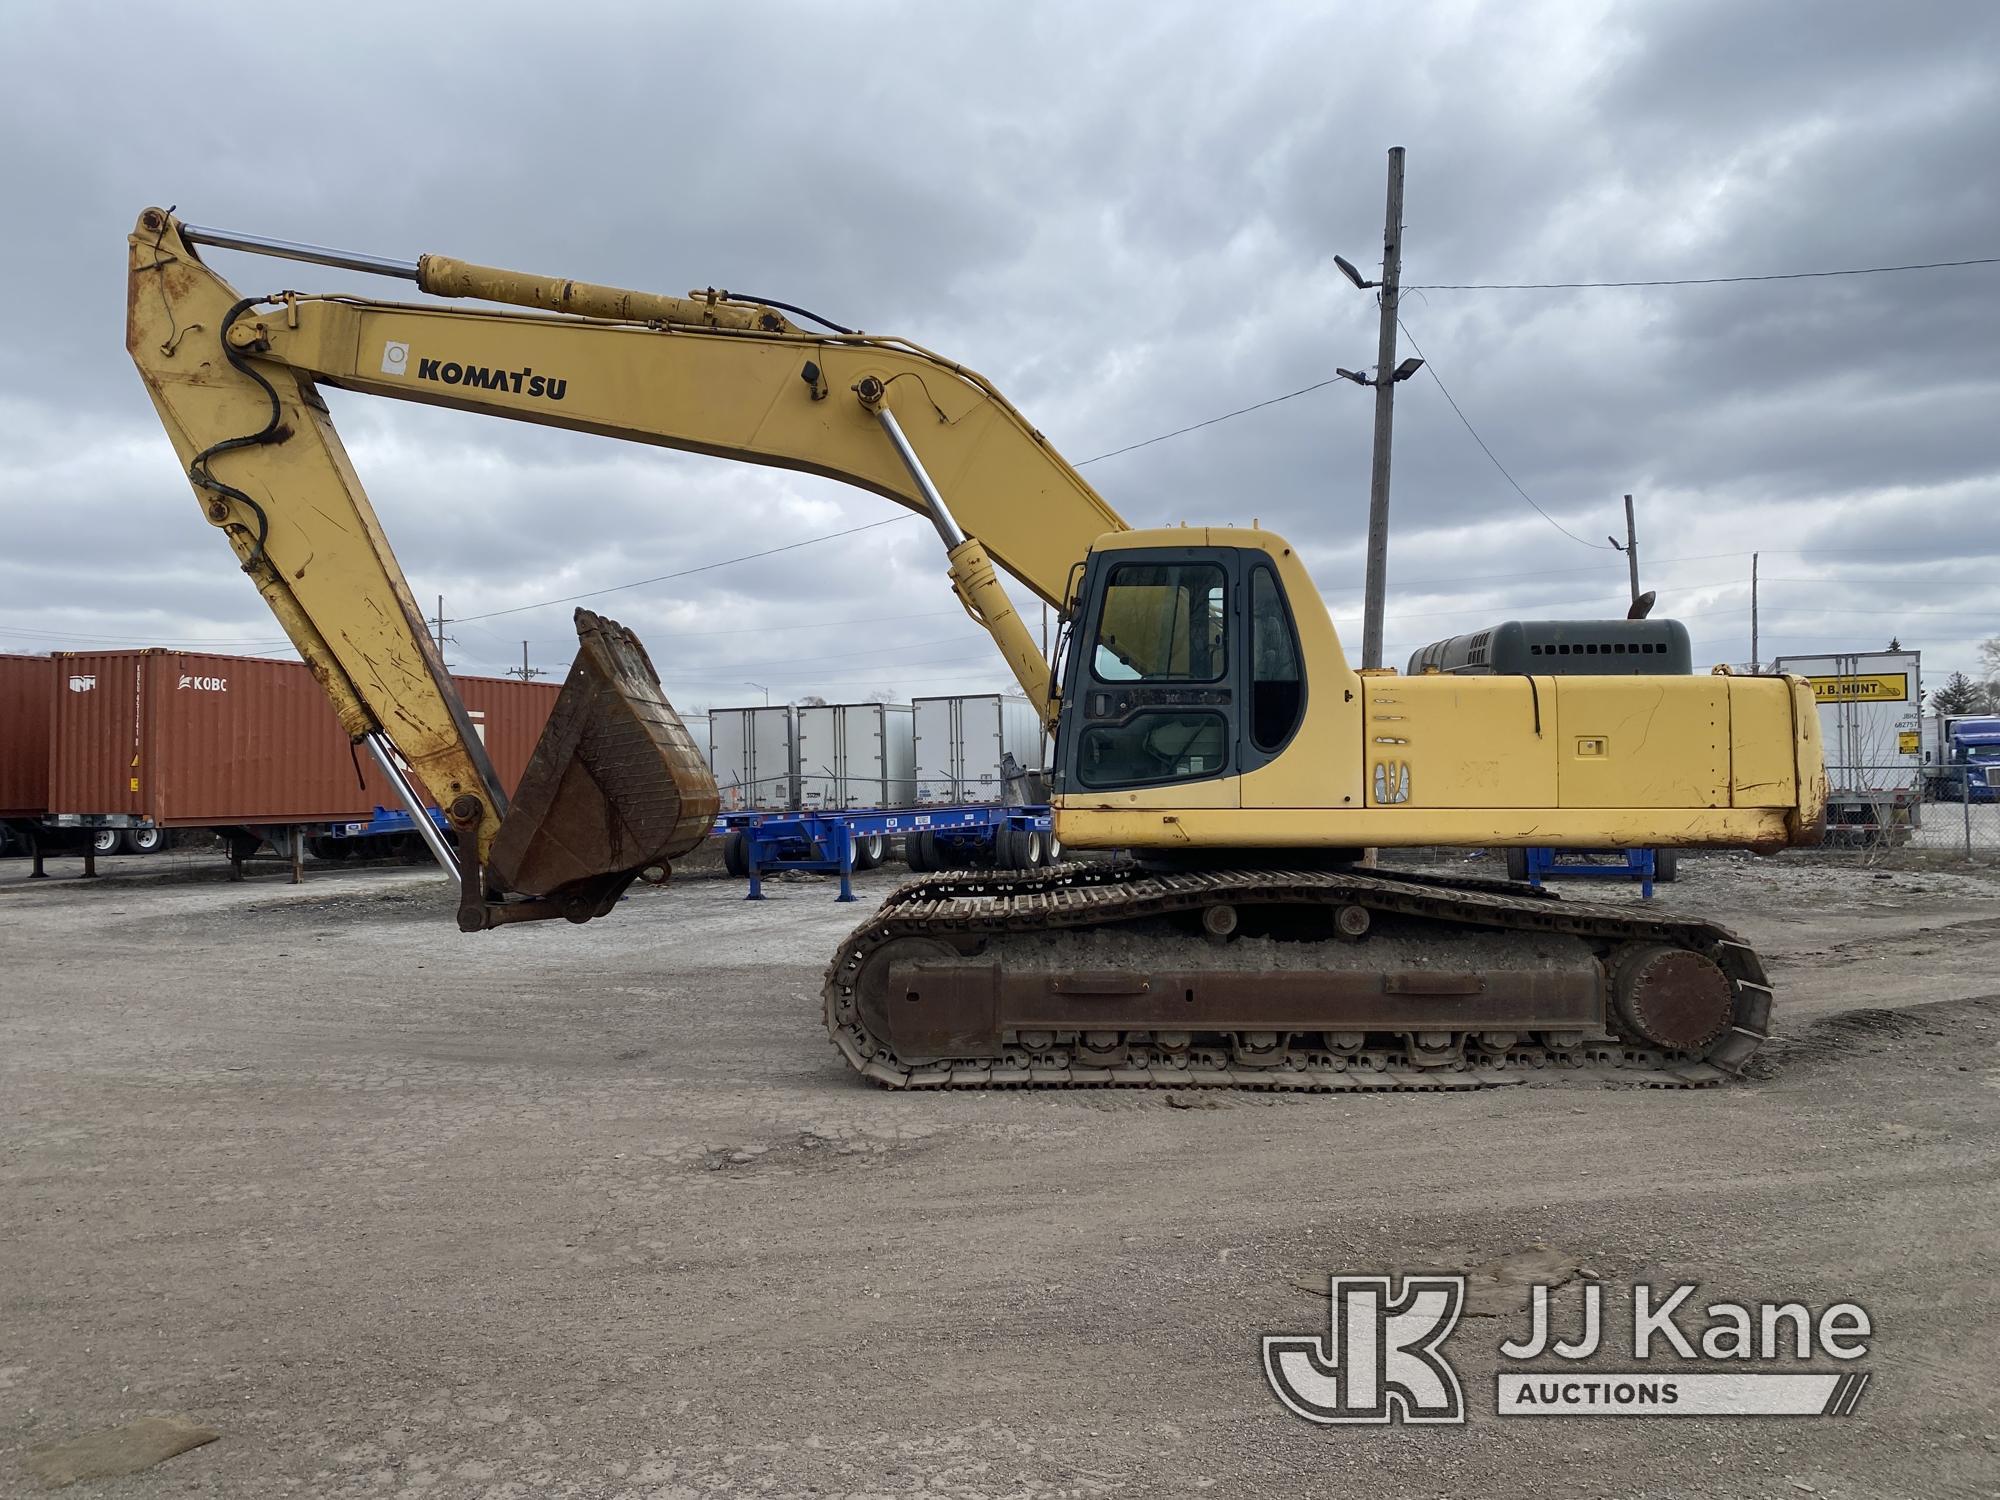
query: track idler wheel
[{"left": 1609, "top": 943, "right": 1733, "bottom": 1051}]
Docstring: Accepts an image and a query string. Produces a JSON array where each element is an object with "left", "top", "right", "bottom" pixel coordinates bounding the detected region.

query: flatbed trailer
[{"left": 716, "top": 805, "right": 1055, "bottom": 902}]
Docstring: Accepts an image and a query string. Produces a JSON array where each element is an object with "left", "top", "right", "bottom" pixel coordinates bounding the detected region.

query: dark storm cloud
[{"left": 0, "top": 0, "right": 1993, "bottom": 700}]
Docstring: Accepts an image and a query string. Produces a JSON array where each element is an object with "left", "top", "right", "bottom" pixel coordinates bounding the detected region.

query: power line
[
  {"left": 1073, "top": 377, "right": 1349, "bottom": 466},
  {"left": 448, "top": 515, "right": 918, "bottom": 624},
  {"left": 1394, "top": 317, "right": 1615, "bottom": 552},
  {"left": 0, "top": 622, "right": 293, "bottom": 647},
  {"left": 441, "top": 375, "right": 1354, "bottom": 625},
  {"left": 663, "top": 641, "right": 995, "bottom": 677},
  {"left": 1406, "top": 255, "right": 2000, "bottom": 291},
  {"left": 459, "top": 606, "right": 967, "bottom": 653}
]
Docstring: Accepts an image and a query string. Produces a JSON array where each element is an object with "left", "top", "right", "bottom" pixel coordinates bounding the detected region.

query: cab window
[
  {"left": 1091, "top": 562, "right": 1227, "bottom": 683},
  {"left": 1249, "top": 565, "right": 1304, "bottom": 751}
]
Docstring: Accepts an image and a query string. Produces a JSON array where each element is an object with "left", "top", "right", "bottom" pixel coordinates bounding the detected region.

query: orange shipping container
[
  {"left": 0, "top": 654, "right": 54, "bottom": 818},
  {"left": 47, "top": 650, "right": 558, "bottom": 827}
]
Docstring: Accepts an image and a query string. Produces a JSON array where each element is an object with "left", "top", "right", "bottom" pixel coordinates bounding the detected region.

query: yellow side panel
[
  {"left": 1364, "top": 677, "right": 1557, "bottom": 808},
  {"left": 1554, "top": 678, "right": 1729, "bottom": 808},
  {"left": 1053, "top": 804, "right": 1800, "bottom": 851},
  {"left": 1728, "top": 677, "right": 1799, "bottom": 807},
  {"left": 1240, "top": 537, "right": 1365, "bottom": 811}
]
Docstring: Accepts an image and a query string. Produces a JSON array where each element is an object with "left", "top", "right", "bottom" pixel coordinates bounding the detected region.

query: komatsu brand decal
[
  {"left": 1373, "top": 760, "right": 1412, "bottom": 804},
  {"left": 415, "top": 356, "right": 567, "bottom": 401}
]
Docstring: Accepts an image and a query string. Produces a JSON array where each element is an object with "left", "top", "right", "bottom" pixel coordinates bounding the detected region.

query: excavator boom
[{"left": 127, "top": 209, "right": 1119, "bottom": 925}]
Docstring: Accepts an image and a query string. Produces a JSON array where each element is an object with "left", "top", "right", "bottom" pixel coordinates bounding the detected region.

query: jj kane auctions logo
[
  {"left": 380, "top": 341, "right": 567, "bottom": 401},
  {"left": 1264, "top": 1275, "right": 1872, "bottom": 1423}
]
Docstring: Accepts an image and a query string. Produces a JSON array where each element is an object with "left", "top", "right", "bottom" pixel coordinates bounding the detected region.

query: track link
[{"left": 820, "top": 863, "right": 1772, "bottom": 1091}]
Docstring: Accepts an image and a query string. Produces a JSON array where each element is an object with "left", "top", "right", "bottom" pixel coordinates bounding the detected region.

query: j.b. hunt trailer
[{"left": 1771, "top": 649, "right": 1922, "bottom": 840}]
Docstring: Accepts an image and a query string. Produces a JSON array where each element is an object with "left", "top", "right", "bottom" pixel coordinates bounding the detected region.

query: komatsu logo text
[{"left": 415, "top": 357, "right": 567, "bottom": 402}]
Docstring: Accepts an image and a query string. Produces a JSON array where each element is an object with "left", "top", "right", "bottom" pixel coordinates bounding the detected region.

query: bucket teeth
[{"left": 486, "top": 609, "right": 718, "bottom": 898}]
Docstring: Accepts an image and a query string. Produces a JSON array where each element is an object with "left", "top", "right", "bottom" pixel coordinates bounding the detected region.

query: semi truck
[{"left": 1921, "top": 714, "right": 2000, "bottom": 802}]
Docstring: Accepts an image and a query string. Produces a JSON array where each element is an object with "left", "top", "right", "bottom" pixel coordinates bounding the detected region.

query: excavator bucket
[{"left": 485, "top": 610, "right": 718, "bottom": 898}]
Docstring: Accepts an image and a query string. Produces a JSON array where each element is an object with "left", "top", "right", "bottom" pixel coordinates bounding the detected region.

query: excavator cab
[{"left": 1055, "top": 544, "right": 1307, "bottom": 796}]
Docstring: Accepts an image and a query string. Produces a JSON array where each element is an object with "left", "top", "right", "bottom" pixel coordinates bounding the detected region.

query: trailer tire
[
  {"left": 1013, "top": 828, "right": 1037, "bottom": 869},
  {"left": 1012, "top": 827, "right": 1048, "bottom": 870},
  {"left": 905, "top": 831, "right": 936, "bottom": 872},
  {"left": 121, "top": 827, "right": 169, "bottom": 855},
  {"left": 91, "top": 828, "right": 122, "bottom": 856},
  {"left": 1652, "top": 848, "right": 1679, "bottom": 883},
  {"left": 722, "top": 830, "right": 751, "bottom": 879},
  {"left": 307, "top": 835, "right": 349, "bottom": 861},
  {"left": 1503, "top": 848, "right": 1529, "bottom": 882},
  {"left": 852, "top": 833, "right": 886, "bottom": 871}
]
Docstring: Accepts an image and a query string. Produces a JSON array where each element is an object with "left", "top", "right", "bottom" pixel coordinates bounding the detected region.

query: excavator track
[{"left": 820, "top": 863, "right": 1772, "bottom": 1091}]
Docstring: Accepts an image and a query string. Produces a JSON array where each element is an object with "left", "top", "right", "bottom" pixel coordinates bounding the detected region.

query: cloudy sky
[{"left": 2, "top": 0, "right": 1995, "bottom": 716}]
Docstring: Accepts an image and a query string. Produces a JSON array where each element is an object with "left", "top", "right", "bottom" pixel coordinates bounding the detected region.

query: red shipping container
[
  {"left": 452, "top": 674, "right": 562, "bottom": 806},
  {"left": 0, "top": 653, "right": 53, "bottom": 818},
  {"left": 47, "top": 650, "right": 558, "bottom": 827}
]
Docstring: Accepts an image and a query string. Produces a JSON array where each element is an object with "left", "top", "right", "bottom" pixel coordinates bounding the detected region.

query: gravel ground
[{"left": 2, "top": 848, "right": 1997, "bottom": 1498}]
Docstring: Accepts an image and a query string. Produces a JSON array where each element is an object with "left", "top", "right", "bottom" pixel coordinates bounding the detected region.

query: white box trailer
[
  {"left": 708, "top": 705, "right": 797, "bottom": 812},
  {"left": 913, "top": 693, "right": 1045, "bottom": 806},
  {"left": 1772, "top": 649, "right": 1921, "bottom": 836},
  {"left": 797, "top": 702, "right": 916, "bottom": 810},
  {"left": 679, "top": 713, "right": 711, "bottom": 773}
]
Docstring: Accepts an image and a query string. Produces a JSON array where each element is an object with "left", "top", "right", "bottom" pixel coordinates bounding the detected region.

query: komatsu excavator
[{"left": 126, "top": 209, "right": 1826, "bottom": 1090}]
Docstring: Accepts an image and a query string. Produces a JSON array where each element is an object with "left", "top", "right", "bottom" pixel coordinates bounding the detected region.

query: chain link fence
[{"left": 1818, "top": 765, "right": 1998, "bottom": 855}]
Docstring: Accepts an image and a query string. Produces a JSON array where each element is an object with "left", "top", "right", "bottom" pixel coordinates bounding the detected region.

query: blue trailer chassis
[
  {"left": 716, "top": 805, "right": 1052, "bottom": 902},
  {"left": 1521, "top": 847, "right": 1656, "bottom": 899}
]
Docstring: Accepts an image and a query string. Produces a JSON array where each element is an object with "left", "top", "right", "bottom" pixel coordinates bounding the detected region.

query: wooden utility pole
[
  {"left": 1621, "top": 494, "right": 1640, "bottom": 605},
  {"left": 1750, "top": 553, "right": 1760, "bottom": 672},
  {"left": 1359, "top": 146, "right": 1406, "bottom": 672},
  {"left": 507, "top": 641, "right": 544, "bottom": 683}
]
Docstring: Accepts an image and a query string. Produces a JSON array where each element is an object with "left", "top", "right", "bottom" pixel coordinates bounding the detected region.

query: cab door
[{"left": 1057, "top": 548, "right": 1241, "bottom": 808}]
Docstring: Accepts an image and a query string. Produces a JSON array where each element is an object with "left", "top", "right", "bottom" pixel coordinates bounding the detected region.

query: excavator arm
[{"left": 127, "top": 209, "right": 1124, "bottom": 924}]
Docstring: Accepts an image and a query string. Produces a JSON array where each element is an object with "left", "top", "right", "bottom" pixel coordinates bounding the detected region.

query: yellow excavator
[{"left": 126, "top": 208, "right": 1825, "bottom": 1090}]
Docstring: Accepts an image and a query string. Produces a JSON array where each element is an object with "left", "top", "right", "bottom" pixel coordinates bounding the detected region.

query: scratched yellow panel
[
  {"left": 1728, "top": 677, "right": 1799, "bottom": 808},
  {"left": 1554, "top": 677, "right": 1730, "bottom": 808},
  {"left": 1364, "top": 677, "right": 1558, "bottom": 807}
]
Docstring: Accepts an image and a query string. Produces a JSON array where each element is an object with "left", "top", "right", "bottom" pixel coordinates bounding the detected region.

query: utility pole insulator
[
  {"left": 430, "top": 594, "right": 451, "bottom": 672},
  {"left": 507, "top": 640, "right": 545, "bottom": 682}
]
